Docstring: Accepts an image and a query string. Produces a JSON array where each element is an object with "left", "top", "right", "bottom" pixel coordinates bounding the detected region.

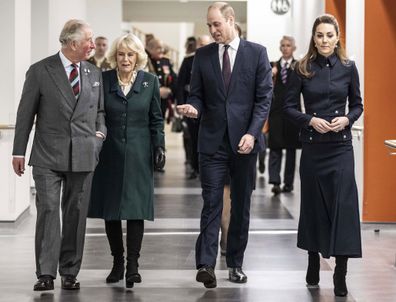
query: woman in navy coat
[
  {"left": 88, "top": 34, "right": 165, "bottom": 288},
  {"left": 283, "top": 14, "right": 363, "bottom": 297}
]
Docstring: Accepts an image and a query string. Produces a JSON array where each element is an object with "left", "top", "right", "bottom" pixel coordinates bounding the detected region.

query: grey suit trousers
[{"left": 32, "top": 166, "right": 93, "bottom": 278}]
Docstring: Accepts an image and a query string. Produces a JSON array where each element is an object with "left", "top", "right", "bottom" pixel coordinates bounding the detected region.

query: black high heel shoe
[
  {"left": 306, "top": 251, "right": 320, "bottom": 286},
  {"left": 106, "top": 258, "right": 124, "bottom": 283},
  {"left": 333, "top": 256, "right": 348, "bottom": 297}
]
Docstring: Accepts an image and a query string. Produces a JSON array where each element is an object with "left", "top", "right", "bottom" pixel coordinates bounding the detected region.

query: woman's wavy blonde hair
[
  {"left": 107, "top": 33, "right": 148, "bottom": 70},
  {"left": 297, "top": 14, "right": 348, "bottom": 78}
]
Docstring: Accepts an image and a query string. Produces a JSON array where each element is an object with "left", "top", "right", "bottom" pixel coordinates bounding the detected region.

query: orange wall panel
[
  {"left": 364, "top": 0, "right": 396, "bottom": 222},
  {"left": 325, "top": 0, "right": 346, "bottom": 47}
]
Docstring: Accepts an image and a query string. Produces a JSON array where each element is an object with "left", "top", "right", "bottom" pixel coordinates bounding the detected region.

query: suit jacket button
[
  {"left": 309, "top": 137, "right": 312, "bottom": 140},
  {"left": 335, "top": 110, "right": 339, "bottom": 114}
]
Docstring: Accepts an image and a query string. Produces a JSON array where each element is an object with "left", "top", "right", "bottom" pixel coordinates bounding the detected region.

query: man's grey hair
[
  {"left": 59, "top": 19, "right": 91, "bottom": 46},
  {"left": 280, "top": 35, "right": 296, "bottom": 47}
]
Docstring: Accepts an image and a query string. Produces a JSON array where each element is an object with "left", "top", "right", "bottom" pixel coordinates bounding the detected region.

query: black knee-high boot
[
  {"left": 125, "top": 220, "right": 144, "bottom": 288},
  {"left": 306, "top": 251, "right": 320, "bottom": 285},
  {"left": 333, "top": 256, "right": 348, "bottom": 297},
  {"left": 105, "top": 220, "right": 125, "bottom": 283}
]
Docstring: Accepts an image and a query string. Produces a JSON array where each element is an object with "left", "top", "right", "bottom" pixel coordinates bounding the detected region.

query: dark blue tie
[{"left": 222, "top": 45, "right": 231, "bottom": 92}]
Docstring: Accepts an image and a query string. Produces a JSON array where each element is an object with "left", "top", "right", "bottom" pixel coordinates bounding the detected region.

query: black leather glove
[{"left": 154, "top": 146, "right": 166, "bottom": 170}]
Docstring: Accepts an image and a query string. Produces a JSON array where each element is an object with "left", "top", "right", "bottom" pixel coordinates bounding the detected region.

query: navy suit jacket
[{"left": 187, "top": 39, "right": 273, "bottom": 155}]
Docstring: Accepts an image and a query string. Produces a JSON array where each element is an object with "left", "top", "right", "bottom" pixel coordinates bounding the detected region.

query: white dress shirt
[{"left": 218, "top": 36, "right": 240, "bottom": 72}]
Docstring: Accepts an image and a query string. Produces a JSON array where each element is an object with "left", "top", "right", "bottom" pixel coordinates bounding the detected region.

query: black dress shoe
[
  {"left": 271, "top": 185, "right": 281, "bottom": 195},
  {"left": 228, "top": 267, "right": 247, "bottom": 283},
  {"left": 61, "top": 276, "right": 80, "bottom": 290},
  {"left": 33, "top": 276, "right": 54, "bottom": 291},
  {"left": 196, "top": 266, "right": 217, "bottom": 288},
  {"left": 282, "top": 184, "right": 293, "bottom": 193}
]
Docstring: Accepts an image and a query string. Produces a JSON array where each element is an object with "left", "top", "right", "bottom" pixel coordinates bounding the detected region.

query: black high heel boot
[
  {"left": 333, "top": 256, "right": 348, "bottom": 297},
  {"left": 106, "top": 257, "right": 125, "bottom": 283},
  {"left": 306, "top": 251, "right": 320, "bottom": 286},
  {"left": 125, "top": 220, "right": 144, "bottom": 288},
  {"left": 105, "top": 221, "right": 125, "bottom": 283}
]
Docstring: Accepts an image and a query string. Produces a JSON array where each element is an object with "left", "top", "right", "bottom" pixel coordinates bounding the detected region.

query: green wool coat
[{"left": 88, "top": 69, "right": 164, "bottom": 220}]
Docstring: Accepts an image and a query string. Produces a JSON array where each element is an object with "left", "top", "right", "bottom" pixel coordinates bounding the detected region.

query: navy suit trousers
[{"left": 196, "top": 134, "right": 257, "bottom": 269}]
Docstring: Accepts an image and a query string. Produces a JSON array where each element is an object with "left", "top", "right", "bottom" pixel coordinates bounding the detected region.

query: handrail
[
  {"left": 0, "top": 124, "right": 15, "bottom": 129},
  {"left": 351, "top": 125, "right": 363, "bottom": 141},
  {"left": 385, "top": 140, "right": 396, "bottom": 155}
]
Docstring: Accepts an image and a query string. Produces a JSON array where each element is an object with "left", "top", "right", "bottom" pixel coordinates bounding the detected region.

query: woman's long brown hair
[{"left": 297, "top": 14, "right": 348, "bottom": 78}]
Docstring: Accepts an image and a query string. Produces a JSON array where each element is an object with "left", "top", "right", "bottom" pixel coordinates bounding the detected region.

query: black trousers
[
  {"left": 268, "top": 148, "right": 296, "bottom": 186},
  {"left": 196, "top": 134, "right": 257, "bottom": 269},
  {"left": 186, "top": 118, "right": 200, "bottom": 172}
]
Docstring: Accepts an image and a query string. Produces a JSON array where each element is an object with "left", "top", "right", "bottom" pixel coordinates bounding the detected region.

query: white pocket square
[{"left": 93, "top": 81, "right": 100, "bottom": 87}]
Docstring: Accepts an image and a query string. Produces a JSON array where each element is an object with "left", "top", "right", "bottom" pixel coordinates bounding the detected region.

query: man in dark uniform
[
  {"left": 88, "top": 36, "right": 111, "bottom": 71},
  {"left": 176, "top": 35, "right": 211, "bottom": 179},
  {"left": 146, "top": 38, "right": 177, "bottom": 123},
  {"left": 268, "top": 35, "right": 301, "bottom": 194}
]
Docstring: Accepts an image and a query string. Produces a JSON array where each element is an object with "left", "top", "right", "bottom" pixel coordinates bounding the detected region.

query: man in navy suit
[{"left": 177, "top": 1, "right": 272, "bottom": 288}]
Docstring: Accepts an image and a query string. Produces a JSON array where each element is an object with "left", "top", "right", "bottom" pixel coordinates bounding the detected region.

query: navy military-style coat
[
  {"left": 88, "top": 69, "right": 164, "bottom": 220},
  {"left": 283, "top": 53, "right": 363, "bottom": 143}
]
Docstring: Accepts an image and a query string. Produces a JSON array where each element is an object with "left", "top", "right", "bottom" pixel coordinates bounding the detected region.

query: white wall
[
  {"left": 0, "top": 0, "right": 31, "bottom": 221},
  {"left": 32, "top": 0, "right": 87, "bottom": 63},
  {"left": 346, "top": 0, "right": 365, "bottom": 218},
  {"left": 247, "top": 0, "right": 324, "bottom": 61},
  {"left": 127, "top": 21, "right": 195, "bottom": 67},
  {"left": 86, "top": 0, "right": 123, "bottom": 44}
]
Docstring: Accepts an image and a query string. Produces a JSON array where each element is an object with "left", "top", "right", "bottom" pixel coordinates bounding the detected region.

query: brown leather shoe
[
  {"left": 61, "top": 276, "right": 80, "bottom": 290},
  {"left": 33, "top": 276, "right": 54, "bottom": 291}
]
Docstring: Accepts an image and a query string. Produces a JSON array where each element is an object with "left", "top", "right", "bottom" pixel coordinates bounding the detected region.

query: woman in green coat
[{"left": 88, "top": 34, "right": 165, "bottom": 288}]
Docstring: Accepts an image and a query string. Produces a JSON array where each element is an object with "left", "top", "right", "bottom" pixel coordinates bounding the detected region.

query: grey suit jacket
[{"left": 13, "top": 53, "right": 107, "bottom": 172}]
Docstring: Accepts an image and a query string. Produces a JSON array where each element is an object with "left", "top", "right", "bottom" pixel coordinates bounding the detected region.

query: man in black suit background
[
  {"left": 268, "top": 36, "right": 301, "bottom": 195},
  {"left": 177, "top": 1, "right": 272, "bottom": 288}
]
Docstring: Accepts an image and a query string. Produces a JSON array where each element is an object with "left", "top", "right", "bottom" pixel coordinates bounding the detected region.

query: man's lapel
[
  {"left": 227, "top": 39, "right": 245, "bottom": 95},
  {"left": 46, "top": 53, "right": 76, "bottom": 110},
  {"left": 209, "top": 43, "right": 226, "bottom": 97}
]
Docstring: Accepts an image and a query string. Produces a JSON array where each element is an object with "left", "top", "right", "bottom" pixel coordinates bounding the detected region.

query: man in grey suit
[{"left": 12, "top": 19, "right": 106, "bottom": 291}]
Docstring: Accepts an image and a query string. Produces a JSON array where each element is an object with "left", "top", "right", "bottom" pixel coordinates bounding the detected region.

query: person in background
[
  {"left": 177, "top": 36, "right": 197, "bottom": 176},
  {"left": 178, "top": 1, "right": 272, "bottom": 288},
  {"left": 268, "top": 36, "right": 301, "bottom": 195},
  {"left": 12, "top": 19, "right": 106, "bottom": 291},
  {"left": 88, "top": 33, "right": 165, "bottom": 289},
  {"left": 146, "top": 38, "right": 178, "bottom": 124},
  {"left": 283, "top": 14, "right": 363, "bottom": 297},
  {"left": 88, "top": 36, "right": 112, "bottom": 71},
  {"left": 197, "top": 35, "right": 212, "bottom": 48}
]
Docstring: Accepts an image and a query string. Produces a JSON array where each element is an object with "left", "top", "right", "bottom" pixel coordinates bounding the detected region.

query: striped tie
[
  {"left": 281, "top": 62, "right": 288, "bottom": 84},
  {"left": 69, "top": 64, "right": 80, "bottom": 98}
]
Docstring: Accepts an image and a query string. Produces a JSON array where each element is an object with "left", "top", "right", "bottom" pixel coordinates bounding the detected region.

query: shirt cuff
[
  {"left": 96, "top": 131, "right": 106, "bottom": 140},
  {"left": 13, "top": 155, "right": 25, "bottom": 158}
]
